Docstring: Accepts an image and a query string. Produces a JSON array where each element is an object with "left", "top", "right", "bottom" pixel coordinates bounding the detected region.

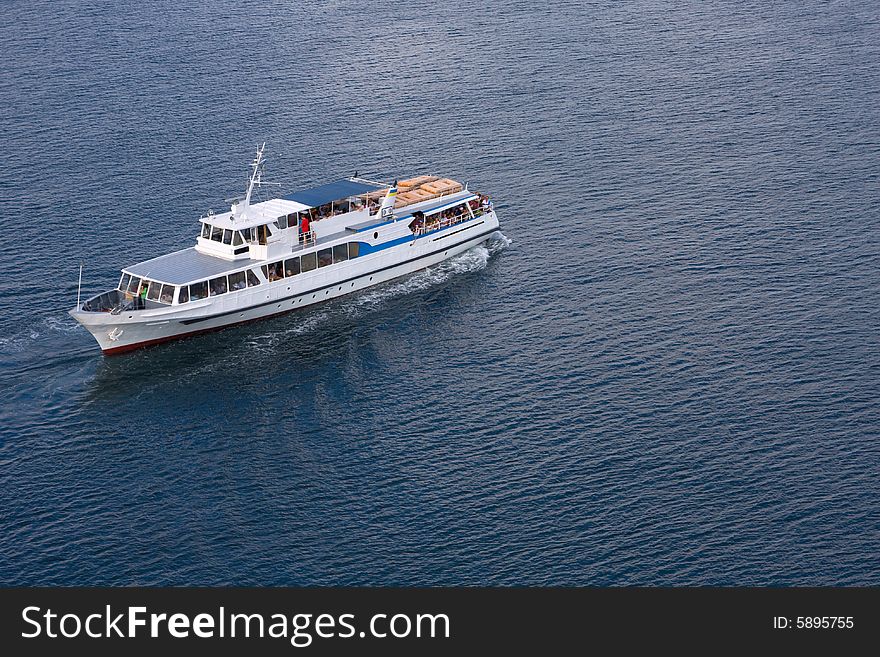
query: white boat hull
[{"left": 71, "top": 214, "right": 500, "bottom": 354}]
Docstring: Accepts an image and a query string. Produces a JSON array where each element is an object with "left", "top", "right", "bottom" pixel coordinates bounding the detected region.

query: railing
[
  {"left": 411, "top": 206, "right": 489, "bottom": 236},
  {"left": 299, "top": 230, "right": 316, "bottom": 246}
]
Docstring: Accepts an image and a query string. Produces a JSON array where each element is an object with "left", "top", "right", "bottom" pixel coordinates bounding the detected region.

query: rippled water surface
[{"left": 1, "top": 0, "right": 879, "bottom": 585}]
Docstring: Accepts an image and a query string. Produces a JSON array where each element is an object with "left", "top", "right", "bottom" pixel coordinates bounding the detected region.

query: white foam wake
[
  {"left": 343, "top": 230, "right": 510, "bottom": 316},
  {"left": 243, "top": 231, "right": 511, "bottom": 350}
]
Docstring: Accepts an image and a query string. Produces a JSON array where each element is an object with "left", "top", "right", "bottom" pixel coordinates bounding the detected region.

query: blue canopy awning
[{"left": 282, "top": 178, "right": 382, "bottom": 208}]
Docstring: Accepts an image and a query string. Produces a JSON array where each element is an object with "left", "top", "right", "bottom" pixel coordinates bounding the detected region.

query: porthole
[
  {"left": 373, "top": 232, "right": 378, "bottom": 239},
  {"left": 338, "top": 286, "right": 342, "bottom": 291},
  {"left": 312, "top": 294, "right": 316, "bottom": 298},
  {"left": 351, "top": 282, "right": 354, "bottom": 287},
  {"left": 370, "top": 276, "right": 373, "bottom": 281}
]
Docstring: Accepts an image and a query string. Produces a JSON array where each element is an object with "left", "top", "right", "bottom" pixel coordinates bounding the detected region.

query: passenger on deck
[{"left": 300, "top": 214, "right": 311, "bottom": 243}]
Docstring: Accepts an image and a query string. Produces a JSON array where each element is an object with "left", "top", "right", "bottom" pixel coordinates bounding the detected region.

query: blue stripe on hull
[{"left": 358, "top": 216, "right": 486, "bottom": 255}]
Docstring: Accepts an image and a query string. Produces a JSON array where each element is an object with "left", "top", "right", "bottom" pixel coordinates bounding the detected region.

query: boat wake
[
  {"left": 346, "top": 230, "right": 511, "bottom": 314},
  {"left": 0, "top": 314, "right": 82, "bottom": 356},
  {"left": 241, "top": 231, "right": 511, "bottom": 352}
]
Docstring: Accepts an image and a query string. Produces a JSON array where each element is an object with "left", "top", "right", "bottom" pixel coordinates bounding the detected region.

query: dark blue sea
[{"left": 1, "top": 0, "right": 878, "bottom": 586}]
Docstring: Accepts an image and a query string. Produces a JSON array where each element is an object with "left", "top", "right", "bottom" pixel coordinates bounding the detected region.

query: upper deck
[
  {"left": 204, "top": 178, "right": 383, "bottom": 231},
  {"left": 123, "top": 188, "right": 476, "bottom": 286},
  {"left": 124, "top": 174, "right": 474, "bottom": 283}
]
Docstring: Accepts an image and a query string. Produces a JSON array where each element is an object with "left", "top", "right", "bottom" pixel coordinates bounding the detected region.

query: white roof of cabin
[{"left": 204, "top": 198, "right": 310, "bottom": 230}]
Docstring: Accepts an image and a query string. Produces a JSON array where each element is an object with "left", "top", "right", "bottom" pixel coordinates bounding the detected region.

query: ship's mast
[{"left": 231, "top": 142, "right": 267, "bottom": 220}]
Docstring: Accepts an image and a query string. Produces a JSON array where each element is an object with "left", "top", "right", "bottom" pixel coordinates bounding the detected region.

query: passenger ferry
[{"left": 71, "top": 144, "right": 501, "bottom": 354}]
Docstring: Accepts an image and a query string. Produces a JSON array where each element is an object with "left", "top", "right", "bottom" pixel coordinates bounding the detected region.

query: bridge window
[
  {"left": 190, "top": 280, "right": 208, "bottom": 300},
  {"left": 285, "top": 258, "right": 300, "bottom": 277},
  {"left": 127, "top": 276, "right": 141, "bottom": 294},
  {"left": 318, "top": 248, "right": 332, "bottom": 268},
  {"left": 119, "top": 273, "right": 131, "bottom": 291},
  {"left": 209, "top": 276, "right": 228, "bottom": 296},
  {"left": 178, "top": 286, "right": 189, "bottom": 304},
  {"left": 221, "top": 229, "right": 232, "bottom": 245},
  {"left": 247, "top": 269, "right": 261, "bottom": 286},
  {"left": 301, "top": 252, "right": 317, "bottom": 272},
  {"left": 211, "top": 225, "right": 223, "bottom": 241},
  {"left": 147, "top": 281, "right": 162, "bottom": 301},
  {"left": 201, "top": 223, "right": 211, "bottom": 239},
  {"left": 349, "top": 243, "right": 360, "bottom": 258},
  {"left": 333, "top": 244, "right": 348, "bottom": 263},
  {"left": 159, "top": 284, "right": 174, "bottom": 304},
  {"left": 233, "top": 231, "right": 244, "bottom": 246},
  {"left": 229, "top": 271, "right": 246, "bottom": 291}
]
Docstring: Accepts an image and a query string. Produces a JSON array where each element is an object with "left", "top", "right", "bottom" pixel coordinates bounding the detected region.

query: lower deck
[{"left": 73, "top": 211, "right": 501, "bottom": 353}]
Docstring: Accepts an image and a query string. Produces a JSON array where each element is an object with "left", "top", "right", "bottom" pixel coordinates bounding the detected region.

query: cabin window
[
  {"left": 284, "top": 258, "right": 300, "bottom": 277},
  {"left": 211, "top": 226, "right": 223, "bottom": 241},
  {"left": 159, "top": 284, "right": 174, "bottom": 304},
  {"left": 287, "top": 212, "right": 297, "bottom": 227},
  {"left": 247, "top": 269, "right": 261, "bottom": 287},
  {"left": 277, "top": 215, "right": 288, "bottom": 230},
  {"left": 209, "top": 276, "right": 228, "bottom": 296},
  {"left": 241, "top": 227, "right": 255, "bottom": 243},
  {"left": 318, "top": 248, "right": 332, "bottom": 268},
  {"left": 266, "top": 262, "right": 282, "bottom": 282},
  {"left": 229, "top": 271, "right": 246, "bottom": 291},
  {"left": 333, "top": 244, "right": 348, "bottom": 263},
  {"left": 127, "top": 276, "right": 141, "bottom": 294},
  {"left": 301, "top": 251, "right": 317, "bottom": 272},
  {"left": 190, "top": 280, "right": 208, "bottom": 300},
  {"left": 119, "top": 273, "right": 131, "bottom": 291},
  {"left": 178, "top": 286, "right": 189, "bottom": 304},
  {"left": 349, "top": 243, "right": 360, "bottom": 258},
  {"left": 147, "top": 281, "right": 162, "bottom": 301},
  {"left": 233, "top": 231, "right": 243, "bottom": 246},
  {"left": 257, "top": 224, "right": 270, "bottom": 245},
  {"left": 202, "top": 223, "right": 211, "bottom": 239}
]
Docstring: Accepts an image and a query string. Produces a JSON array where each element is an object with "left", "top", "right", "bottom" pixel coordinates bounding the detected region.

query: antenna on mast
[{"left": 231, "top": 142, "right": 268, "bottom": 220}]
